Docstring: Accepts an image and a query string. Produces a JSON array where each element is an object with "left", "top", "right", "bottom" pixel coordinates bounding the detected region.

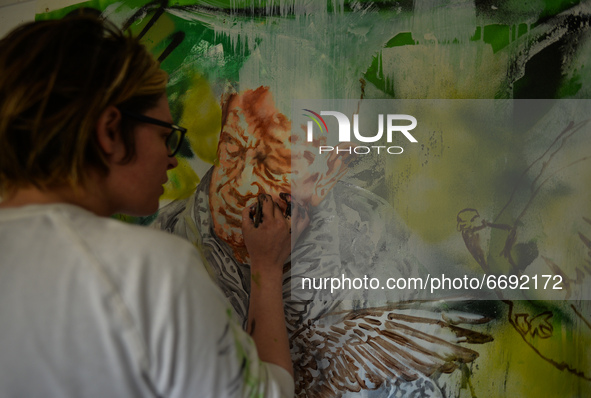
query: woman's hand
[
  {"left": 241, "top": 193, "right": 309, "bottom": 377},
  {"left": 241, "top": 193, "right": 309, "bottom": 270}
]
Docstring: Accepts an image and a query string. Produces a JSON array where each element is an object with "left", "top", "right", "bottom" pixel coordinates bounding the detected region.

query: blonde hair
[{"left": 0, "top": 15, "right": 168, "bottom": 195}]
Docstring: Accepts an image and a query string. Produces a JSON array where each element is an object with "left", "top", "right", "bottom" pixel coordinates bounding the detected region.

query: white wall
[
  {"left": 0, "top": 0, "right": 86, "bottom": 38},
  {"left": 0, "top": 0, "right": 36, "bottom": 38}
]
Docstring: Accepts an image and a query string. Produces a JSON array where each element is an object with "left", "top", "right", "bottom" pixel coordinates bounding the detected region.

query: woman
[{"left": 0, "top": 15, "right": 306, "bottom": 397}]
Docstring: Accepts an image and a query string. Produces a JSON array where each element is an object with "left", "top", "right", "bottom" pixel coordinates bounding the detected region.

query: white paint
[
  {"left": 36, "top": 0, "right": 83, "bottom": 13},
  {"left": 0, "top": 0, "right": 35, "bottom": 38},
  {"left": 0, "top": 0, "right": 85, "bottom": 38}
]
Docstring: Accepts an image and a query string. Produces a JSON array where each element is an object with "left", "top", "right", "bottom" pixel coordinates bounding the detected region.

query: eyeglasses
[{"left": 118, "top": 109, "right": 187, "bottom": 157}]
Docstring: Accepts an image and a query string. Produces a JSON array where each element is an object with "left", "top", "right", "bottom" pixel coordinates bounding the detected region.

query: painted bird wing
[{"left": 291, "top": 302, "right": 492, "bottom": 397}]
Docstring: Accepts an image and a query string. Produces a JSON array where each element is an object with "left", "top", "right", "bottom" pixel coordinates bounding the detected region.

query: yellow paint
[
  {"left": 387, "top": 103, "right": 507, "bottom": 243},
  {"left": 381, "top": 41, "right": 508, "bottom": 99},
  {"left": 161, "top": 74, "right": 221, "bottom": 201},
  {"left": 162, "top": 157, "right": 199, "bottom": 201},
  {"left": 134, "top": 14, "right": 176, "bottom": 53},
  {"left": 180, "top": 73, "right": 222, "bottom": 165},
  {"left": 468, "top": 314, "right": 591, "bottom": 397}
]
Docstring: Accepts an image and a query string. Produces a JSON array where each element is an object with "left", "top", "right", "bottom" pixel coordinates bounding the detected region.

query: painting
[{"left": 38, "top": 1, "right": 591, "bottom": 396}]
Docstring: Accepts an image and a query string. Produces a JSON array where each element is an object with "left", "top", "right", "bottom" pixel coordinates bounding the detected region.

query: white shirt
[{"left": 0, "top": 203, "right": 293, "bottom": 398}]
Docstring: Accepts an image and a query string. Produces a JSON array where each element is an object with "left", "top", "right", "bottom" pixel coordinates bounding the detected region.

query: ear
[{"left": 96, "top": 106, "right": 125, "bottom": 162}]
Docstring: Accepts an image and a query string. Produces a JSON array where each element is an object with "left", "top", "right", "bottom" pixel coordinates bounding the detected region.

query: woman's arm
[{"left": 241, "top": 194, "right": 308, "bottom": 376}]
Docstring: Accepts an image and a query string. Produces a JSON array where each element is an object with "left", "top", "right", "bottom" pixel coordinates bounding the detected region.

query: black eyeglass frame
[{"left": 118, "top": 108, "right": 187, "bottom": 157}]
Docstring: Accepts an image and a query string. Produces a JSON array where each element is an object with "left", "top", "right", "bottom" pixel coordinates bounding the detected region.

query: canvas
[{"left": 36, "top": 1, "right": 591, "bottom": 396}]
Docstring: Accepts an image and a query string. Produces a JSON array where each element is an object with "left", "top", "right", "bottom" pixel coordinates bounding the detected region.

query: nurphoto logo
[{"left": 303, "top": 109, "right": 418, "bottom": 155}]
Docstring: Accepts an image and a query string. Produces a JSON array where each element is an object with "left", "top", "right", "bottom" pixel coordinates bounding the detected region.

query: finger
[
  {"left": 271, "top": 197, "right": 284, "bottom": 219},
  {"left": 279, "top": 192, "right": 292, "bottom": 218},
  {"left": 261, "top": 193, "right": 284, "bottom": 220},
  {"left": 259, "top": 193, "right": 278, "bottom": 221},
  {"left": 252, "top": 195, "right": 264, "bottom": 227},
  {"left": 242, "top": 205, "right": 255, "bottom": 230},
  {"left": 279, "top": 192, "right": 291, "bottom": 204}
]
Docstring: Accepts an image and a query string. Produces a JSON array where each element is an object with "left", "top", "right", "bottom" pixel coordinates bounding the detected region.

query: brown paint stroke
[{"left": 293, "top": 305, "right": 492, "bottom": 396}]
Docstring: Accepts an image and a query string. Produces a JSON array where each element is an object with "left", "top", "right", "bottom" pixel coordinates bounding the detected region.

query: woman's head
[{"left": 0, "top": 15, "right": 168, "bottom": 196}]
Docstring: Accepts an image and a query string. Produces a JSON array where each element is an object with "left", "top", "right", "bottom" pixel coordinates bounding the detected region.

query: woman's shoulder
[
  {"left": 66, "top": 206, "right": 192, "bottom": 246},
  {"left": 50, "top": 203, "right": 203, "bottom": 273}
]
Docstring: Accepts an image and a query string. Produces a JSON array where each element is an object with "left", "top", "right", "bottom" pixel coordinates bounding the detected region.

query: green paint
[
  {"left": 384, "top": 32, "right": 415, "bottom": 48},
  {"left": 364, "top": 53, "right": 391, "bottom": 97},
  {"left": 471, "top": 26, "right": 481, "bottom": 41},
  {"left": 113, "top": 212, "right": 157, "bottom": 225},
  {"left": 518, "top": 23, "right": 528, "bottom": 38},
  {"left": 539, "top": 0, "right": 581, "bottom": 22},
  {"left": 558, "top": 72, "right": 583, "bottom": 97},
  {"left": 483, "top": 24, "right": 511, "bottom": 53}
]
